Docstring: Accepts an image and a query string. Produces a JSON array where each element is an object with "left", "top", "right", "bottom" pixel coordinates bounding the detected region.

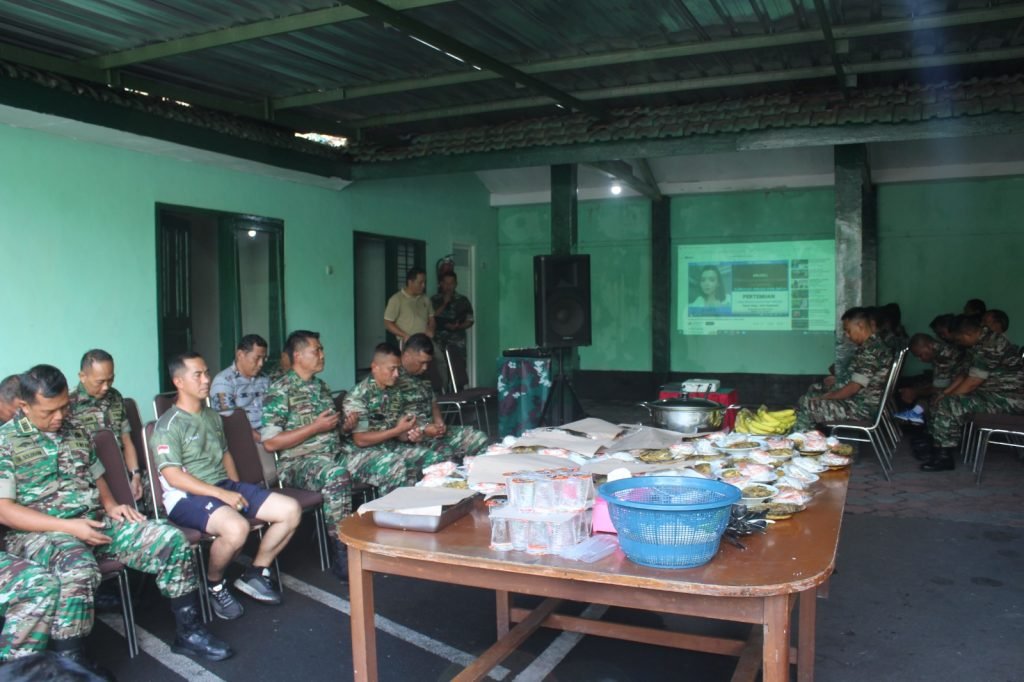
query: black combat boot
[
  {"left": 52, "top": 636, "right": 117, "bottom": 680},
  {"left": 170, "top": 593, "right": 234, "bottom": 661},
  {"left": 910, "top": 433, "right": 935, "bottom": 461},
  {"left": 331, "top": 536, "right": 349, "bottom": 582},
  {"left": 921, "top": 446, "right": 957, "bottom": 472}
]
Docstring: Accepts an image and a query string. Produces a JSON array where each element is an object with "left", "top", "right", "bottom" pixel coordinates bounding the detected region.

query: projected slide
[{"left": 678, "top": 240, "right": 835, "bottom": 334}]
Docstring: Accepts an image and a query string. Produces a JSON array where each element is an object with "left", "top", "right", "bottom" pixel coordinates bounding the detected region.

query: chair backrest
[
  {"left": 872, "top": 347, "right": 908, "bottom": 427},
  {"left": 141, "top": 421, "right": 170, "bottom": 518},
  {"left": 92, "top": 428, "right": 137, "bottom": 509},
  {"left": 221, "top": 409, "right": 265, "bottom": 486},
  {"left": 123, "top": 398, "right": 146, "bottom": 473},
  {"left": 153, "top": 392, "right": 177, "bottom": 419}
]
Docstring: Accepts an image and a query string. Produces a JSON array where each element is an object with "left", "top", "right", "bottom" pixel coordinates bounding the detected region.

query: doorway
[
  {"left": 156, "top": 205, "right": 285, "bottom": 390},
  {"left": 352, "top": 232, "right": 426, "bottom": 377}
]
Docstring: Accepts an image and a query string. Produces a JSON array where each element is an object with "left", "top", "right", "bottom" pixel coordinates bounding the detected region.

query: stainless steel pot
[{"left": 639, "top": 397, "right": 737, "bottom": 433}]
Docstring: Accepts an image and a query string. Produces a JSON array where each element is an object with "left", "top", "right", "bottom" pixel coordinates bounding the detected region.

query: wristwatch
[{"left": 129, "top": 468, "right": 142, "bottom": 476}]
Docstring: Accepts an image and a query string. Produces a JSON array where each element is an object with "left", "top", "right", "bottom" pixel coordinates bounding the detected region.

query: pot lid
[{"left": 650, "top": 398, "right": 722, "bottom": 410}]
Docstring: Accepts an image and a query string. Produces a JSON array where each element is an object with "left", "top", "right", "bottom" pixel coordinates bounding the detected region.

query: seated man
[
  {"left": 794, "top": 307, "right": 893, "bottom": 431},
  {"left": 0, "top": 376, "right": 19, "bottom": 425},
  {"left": 0, "top": 552, "right": 58, "bottom": 662},
  {"left": 0, "top": 365, "right": 231, "bottom": 666},
  {"left": 261, "top": 330, "right": 356, "bottom": 580},
  {"left": 982, "top": 309, "right": 1010, "bottom": 336},
  {"left": 396, "top": 334, "right": 488, "bottom": 462},
  {"left": 210, "top": 334, "right": 275, "bottom": 484},
  {"left": 67, "top": 349, "right": 143, "bottom": 501},
  {"left": 921, "top": 315, "right": 1024, "bottom": 472},
  {"left": 151, "top": 353, "right": 301, "bottom": 618},
  {"left": 343, "top": 343, "right": 451, "bottom": 492},
  {"left": 896, "top": 333, "right": 964, "bottom": 420}
]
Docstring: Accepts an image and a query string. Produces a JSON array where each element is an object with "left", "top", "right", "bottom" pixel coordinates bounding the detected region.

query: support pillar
[
  {"left": 651, "top": 198, "right": 671, "bottom": 382},
  {"left": 550, "top": 164, "right": 578, "bottom": 256},
  {"left": 834, "top": 144, "right": 877, "bottom": 366}
]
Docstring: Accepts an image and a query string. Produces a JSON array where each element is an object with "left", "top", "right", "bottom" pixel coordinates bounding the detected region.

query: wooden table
[{"left": 340, "top": 469, "right": 848, "bottom": 682}]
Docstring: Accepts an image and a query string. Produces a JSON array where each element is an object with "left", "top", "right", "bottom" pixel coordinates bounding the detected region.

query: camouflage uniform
[
  {"left": 0, "top": 415, "right": 198, "bottom": 640},
  {"left": 881, "top": 329, "right": 910, "bottom": 354},
  {"left": 795, "top": 333, "right": 893, "bottom": 430},
  {"left": 210, "top": 364, "right": 270, "bottom": 430},
  {"left": 833, "top": 335, "right": 857, "bottom": 386},
  {"left": 394, "top": 368, "right": 488, "bottom": 463},
  {"left": 928, "top": 329, "right": 1024, "bottom": 447},
  {"left": 343, "top": 375, "right": 450, "bottom": 494},
  {"left": 261, "top": 371, "right": 352, "bottom": 528},
  {"left": 0, "top": 552, "right": 58, "bottom": 660},
  {"left": 431, "top": 292, "right": 474, "bottom": 390},
  {"left": 931, "top": 339, "right": 964, "bottom": 389}
]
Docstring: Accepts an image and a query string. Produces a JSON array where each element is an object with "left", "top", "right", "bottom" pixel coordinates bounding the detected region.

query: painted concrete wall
[{"left": 0, "top": 123, "right": 496, "bottom": 406}]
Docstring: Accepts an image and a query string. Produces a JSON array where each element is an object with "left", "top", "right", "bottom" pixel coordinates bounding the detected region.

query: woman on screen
[{"left": 691, "top": 265, "right": 731, "bottom": 308}]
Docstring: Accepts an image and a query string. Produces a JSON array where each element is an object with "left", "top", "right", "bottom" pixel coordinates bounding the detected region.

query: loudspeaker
[{"left": 534, "top": 254, "right": 592, "bottom": 347}]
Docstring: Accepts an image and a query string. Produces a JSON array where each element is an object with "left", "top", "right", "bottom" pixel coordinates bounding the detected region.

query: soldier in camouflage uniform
[
  {"left": 395, "top": 334, "right": 488, "bottom": 463},
  {"left": 0, "top": 365, "right": 232, "bottom": 666},
  {"left": 922, "top": 315, "right": 1024, "bottom": 471},
  {"left": 66, "top": 349, "right": 144, "bottom": 502},
  {"left": 261, "top": 330, "right": 356, "bottom": 580},
  {"left": 795, "top": 308, "right": 894, "bottom": 431},
  {"left": 0, "top": 552, "right": 58, "bottom": 661},
  {"left": 343, "top": 343, "right": 450, "bottom": 493},
  {"left": 0, "top": 375, "right": 19, "bottom": 425},
  {"left": 431, "top": 272, "right": 475, "bottom": 392}
]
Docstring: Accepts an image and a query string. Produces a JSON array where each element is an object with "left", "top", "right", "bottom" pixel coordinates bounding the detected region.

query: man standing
[
  {"left": 397, "top": 334, "right": 488, "bottom": 462},
  {"left": 152, "top": 353, "right": 300, "bottom": 618},
  {"left": 0, "top": 376, "right": 19, "bottom": 425},
  {"left": 344, "top": 343, "right": 451, "bottom": 492},
  {"left": 261, "top": 331, "right": 356, "bottom": 580},
  {"left": 384, "top": 267, "right": 435, "bottom": 346},
  {"left": 0, "top": 365, "right": 231, "bottom": 665},
  {"left": 210, "top": 335, "right": 275, "bottom": 484},
  {"left": 794, "top": 308, "right": 893, "bottom": 431},
  {"left": 922, "top": 315, "right": 1024, "bottom": 471},
  {"left": 431, "top": 271, "right": 475, "bottom": 392},
  {"left": 67, "top": 350, "right": 143, "bottom": 501}
]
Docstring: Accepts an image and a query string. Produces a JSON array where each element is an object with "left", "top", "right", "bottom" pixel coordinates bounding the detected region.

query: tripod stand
[{"left": 540, "top": 346, "right": 585, "bottom": 426}]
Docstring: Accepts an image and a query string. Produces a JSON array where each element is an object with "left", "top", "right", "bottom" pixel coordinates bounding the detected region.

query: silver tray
[{"left": 371, "top": 493, "right": 480, "bottom": 533}]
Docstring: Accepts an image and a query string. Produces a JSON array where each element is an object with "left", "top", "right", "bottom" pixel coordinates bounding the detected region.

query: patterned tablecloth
[{"left": 497, "top": 356, "right": 552, "bottom": 437}]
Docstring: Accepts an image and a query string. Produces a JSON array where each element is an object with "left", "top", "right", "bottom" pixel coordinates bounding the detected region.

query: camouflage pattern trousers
[
  {"left": 5, "top": 520, "right": 198, "bottom": 640},
  {"left": 0, "top": 552, "right": 58, "bottom": 660},
  {"left": 418, "top": 426, "right": 488, "bottom": 463},
  {"left": 928, "top": 391, "right": 1024, "bottom": 447},
  {"left": 278, "top": 455, "right": 351, "bottom": 536},
  {"left": 346, "top": 441, "right": 451, "bottom": 495},
  {"left": 795, "top": 382, "right": 875, "bottom": 431}
]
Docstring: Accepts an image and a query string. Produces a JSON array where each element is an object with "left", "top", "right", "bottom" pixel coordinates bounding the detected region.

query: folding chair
[
  {"left": 435, "top": 346, "right": 496, "bottom": 436},
  {"left": 962, "top": 413, "right": 1024, "bottom": 483},
  {"left": 89, "top": 429, "right": 141, "bottom": 657},
  {"left": 826, "top": 347, "right": 908, "bottom": 481},
  {"left": 221, "top": 409, "right": 330, "bottom": 572},
  {"left": 153, "top": 391, "right": 177, "bottom": 419}
]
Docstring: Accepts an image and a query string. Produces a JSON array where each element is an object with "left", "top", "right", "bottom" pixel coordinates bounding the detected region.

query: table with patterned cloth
[{"left": 497, "top": 356, "right": 552, "bottom": 437}]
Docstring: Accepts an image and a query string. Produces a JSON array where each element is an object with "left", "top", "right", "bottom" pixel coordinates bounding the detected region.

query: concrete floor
[{"left": 81, "top": 400, "right": 1024, "bottom": 681}]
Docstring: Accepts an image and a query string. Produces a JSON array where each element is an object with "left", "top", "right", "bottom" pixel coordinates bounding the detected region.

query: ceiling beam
[
  {"left": 349, "top": 111, "right": 1024, "bottom": 180},
  {"left": 82, "top": 0, "right": 457, "bottom": 69},
  {"left": 351, "top": 44, "right": 1024, "bottom": 128},
  {"left": 275, "top": 5, "right": 1024, "bottom": 110},
  {"left": 340, "top": 0, "right": 606, "bottom": 119},
  {"left": 812, "top": 0, "right": 849, "bottom": 94},
  {"left": 586, "top": 160, "right": 663, "bottom": 201}
]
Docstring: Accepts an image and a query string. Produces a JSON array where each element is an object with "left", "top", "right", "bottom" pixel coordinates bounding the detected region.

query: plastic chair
[
  {"left": 89, "top": 429, "right": 142, "bottom": 657},
  {"left": 221, "top": 409, "right": 329, "bottom": 572},
  {"left": 123, "top": 398, "right": 147, "bottom": 478},
  {"left": 826, "top": 347, "right": 908, "bottom": 481},
  {"left": 435, "top": 346, "right": 496, "bottom": 436}
]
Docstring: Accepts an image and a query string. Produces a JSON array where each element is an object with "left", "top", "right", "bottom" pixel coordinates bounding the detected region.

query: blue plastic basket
[{"left": 598, "top": 476, "right": 740, "bottom": 569}]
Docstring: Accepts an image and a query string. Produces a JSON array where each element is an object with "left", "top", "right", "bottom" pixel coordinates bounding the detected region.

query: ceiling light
[
  {"left": 611, "top": 183, "right": 622, "bottom": 195},
  {"left": 247, "top": 229, "right": 258, "bottom": 238}
]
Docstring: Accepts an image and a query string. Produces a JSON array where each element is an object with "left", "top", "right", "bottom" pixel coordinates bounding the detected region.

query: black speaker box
[{"left": 534, "top": 254, "right": 592, "bottom": 347}]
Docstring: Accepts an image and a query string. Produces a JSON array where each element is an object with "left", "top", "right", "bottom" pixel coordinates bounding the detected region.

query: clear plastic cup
[
  {"left": 526, "top": 520, "right": 549, "bottom": 554},
  {"left": 510, "top": 519, "right": 529, "bottom": 551}
]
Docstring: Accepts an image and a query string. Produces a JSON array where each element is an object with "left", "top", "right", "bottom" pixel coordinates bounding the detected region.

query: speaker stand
[{"left": 541, "top": 347, "right": 586, "bottom": 427}]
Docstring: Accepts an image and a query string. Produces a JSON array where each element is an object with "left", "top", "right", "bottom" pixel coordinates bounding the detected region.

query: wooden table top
[{"left": 340, "top": 468, "right": 849, "bottom": 598}]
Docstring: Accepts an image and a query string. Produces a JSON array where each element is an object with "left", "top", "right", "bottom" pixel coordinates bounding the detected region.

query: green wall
[
  {"left": 496, "top": 198, "right": 652, "bottom": 371},
  {"left": 671, "top": 188, "right": 836, "bottom": 373},
  {"left": 0, "top": 123, "right": 496, "bottom": 407}
]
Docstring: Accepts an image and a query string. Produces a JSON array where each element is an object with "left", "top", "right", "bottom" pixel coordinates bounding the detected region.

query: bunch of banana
[{"left": 734, "top": 406, "right": 796, "bottom": 435}]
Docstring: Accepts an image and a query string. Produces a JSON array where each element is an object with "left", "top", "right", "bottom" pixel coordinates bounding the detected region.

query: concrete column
[{"left": 550, "top": 164, "right": 578, "bottom": 256}]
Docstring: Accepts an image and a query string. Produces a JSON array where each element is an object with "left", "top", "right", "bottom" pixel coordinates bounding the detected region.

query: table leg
[
  {"left": 348, "top": 547, "right": 377, "bottom": 682},
  {"left": 762, "top": 594, "right": 792, "bottom": 682},
  {"left": 495, "top": 590, "right": 511, "bottom": 637},
  {"left": 797, "top": 588, "right": 817, "bottom": 682}
]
